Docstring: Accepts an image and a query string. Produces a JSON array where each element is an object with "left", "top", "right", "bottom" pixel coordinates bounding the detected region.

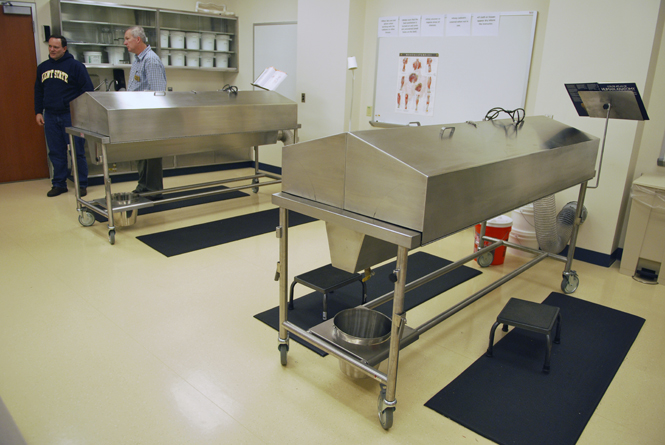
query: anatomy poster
[{"left": 395, "top": 53, "right": 438, "bottom": 115}]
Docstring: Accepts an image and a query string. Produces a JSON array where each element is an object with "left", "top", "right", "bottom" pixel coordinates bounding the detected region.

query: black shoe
[
  {"left": 146, "top": 193, "right": 163, "bottom": 201},
  {"left": 79, "top": 187, "right": 87, "bottom": 197},
  {"left": 47, "top": 186, "right": 68, "bottom": 197}
]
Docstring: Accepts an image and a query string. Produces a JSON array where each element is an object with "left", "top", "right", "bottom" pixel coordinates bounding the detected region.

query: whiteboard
[{"left": 372, "top": 12, "right": 537, "bottom": 126}]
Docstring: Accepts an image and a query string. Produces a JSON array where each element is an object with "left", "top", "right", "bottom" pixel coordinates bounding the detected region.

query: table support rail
[
  {"left": 416, "top": 252, "right": 549, "bottom": 335},
  {"left": 282, "top": 321, "right": 388, "bottom": 384}
]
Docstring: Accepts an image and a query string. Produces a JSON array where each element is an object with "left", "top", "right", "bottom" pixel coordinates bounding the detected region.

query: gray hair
[{"left": 126, "top": 26, "right": 148, "bottom": 43}]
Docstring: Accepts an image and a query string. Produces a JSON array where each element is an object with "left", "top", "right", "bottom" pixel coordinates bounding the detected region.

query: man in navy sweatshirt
[{"left": 35, "top": 35, "right": 93, "bottom": 197}]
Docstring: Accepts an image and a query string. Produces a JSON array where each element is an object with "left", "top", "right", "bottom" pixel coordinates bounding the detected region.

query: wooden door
[{"left": 0, "top": 8, "right": 49, "bottom": 183}]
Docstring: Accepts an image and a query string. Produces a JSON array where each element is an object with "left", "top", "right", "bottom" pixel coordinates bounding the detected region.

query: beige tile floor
[{"left": 1, "top": 170, "right": 664, "bottom": 444}]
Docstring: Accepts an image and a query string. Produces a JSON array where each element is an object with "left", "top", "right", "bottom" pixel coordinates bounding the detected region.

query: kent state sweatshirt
[{"left": 34, "top": 51, "right": 94, "bottom": 115}]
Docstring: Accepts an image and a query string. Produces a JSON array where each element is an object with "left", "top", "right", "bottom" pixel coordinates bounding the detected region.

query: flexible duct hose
[
  {"left": 277, "top": 129, "right": 296, "bottom": 146},
  {"left": 533, "top": 196, "right": 588, "bottom": 254}
]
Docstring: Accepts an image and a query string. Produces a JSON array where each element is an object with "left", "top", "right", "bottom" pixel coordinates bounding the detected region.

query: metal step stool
[
  {"left": 289, "top": 264, "right": 368, "bottom": 321},
  {"left": 486, "top": 297, "right": 561, "bottom": 373}
]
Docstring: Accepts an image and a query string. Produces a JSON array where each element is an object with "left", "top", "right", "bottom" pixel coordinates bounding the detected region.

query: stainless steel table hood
[
  {"left": 279, "top": 116, "right": 599, "bottom": 272},
  {"left": 70, "top": 90, "right": 298, "bottom": 163}
]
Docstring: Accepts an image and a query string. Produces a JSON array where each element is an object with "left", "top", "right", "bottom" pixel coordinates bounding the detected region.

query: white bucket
[
  {"left": 215, "top": 53, "right": 229, "bottom": 68},
  {"left": 186, "top": 51, "right": 200, "bottom": 67},
  {"left": 170, "top": 31, "right": 185, "bottom": 49},
  {"left": 170, "top": 50, "right": 186, "bottom": 66},
  {"left": 105, "top": 47, "right": 125, "bottom": 65},
  {"left": 160, "top": 30, "right": 169, "bottom": 47},
  {"left": 83, "top": 51, "right": 102, "bottom": 64},
  {"left": 200, "top": 53, "right": 214, "bottom": 67},
  {"left": 216, "top": 34, "right": 230, "bottom": 51},
  {"left": 160, "top": 51, "right": 169, "bottom": 66},
  {"left": 185, "top": 32, "right": 201, "bottom": 49},
  {"left": 508, "top": 227, "right": 540, "bottom": 258},
  {"left": 201, "top": 33, "right": 215, "bottom": 50},
  {"left": 511, "top": 203, "right": 535, "bottom": 233}
]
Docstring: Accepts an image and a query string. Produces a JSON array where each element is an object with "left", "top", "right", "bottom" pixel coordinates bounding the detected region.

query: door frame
[{"left": 2, "top": 2, "right": 41, "bottom": 63}]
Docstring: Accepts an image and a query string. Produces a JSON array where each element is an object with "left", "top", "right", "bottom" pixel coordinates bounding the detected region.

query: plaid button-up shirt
[{"left": 127, "top": 45, "right": 166, "bottom": 91}]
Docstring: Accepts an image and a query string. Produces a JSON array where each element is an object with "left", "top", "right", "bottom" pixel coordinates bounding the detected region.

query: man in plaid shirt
[{"left": 124, "top": 25, "right": 167, "bottom": 198}]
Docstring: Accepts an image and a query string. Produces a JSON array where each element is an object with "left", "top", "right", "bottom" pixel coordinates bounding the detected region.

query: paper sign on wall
[
  {"left": 395, "top": 53, "right": 438, "bottom": 116},
  {"left": 421, "top": 15, "right": 445, "bottom": 37},
  {"left": 446, "top": 14, "right": 471, "bottom": 36},
  {"left": 399, "top": 16, "right": 421, "bottom": 36},
  {"left": 378, "top": 17, "right": 399, "bottom": 37},
  {"left": 473, "top": 13, "right": 500, "bottom": 36}
]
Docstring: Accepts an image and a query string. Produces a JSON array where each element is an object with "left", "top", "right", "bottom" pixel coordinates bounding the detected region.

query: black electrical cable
[
  {"left": 221, "top": 84, "right": 238, "bottom": 94},
  {"left": 483, "top": 107, "right": 525, "bottom": 125}
]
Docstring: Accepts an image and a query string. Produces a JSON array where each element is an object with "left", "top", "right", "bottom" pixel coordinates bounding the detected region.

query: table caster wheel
[
  {"left": 379, "top": 407, "right": 394, "bottom": 430},
  {"left": 477, "top": 251, "right": 494, "bottom": 267},
  {"left": 278, "top": 343, "right": 288, "bottom": 366},
  {"left": 79, "top": 210, "right": 95, "bottom": 227},
  {"left": 561, "top": 272, "right": 579, "bottom": 294},
  {"left": 377, "top": 386, "right": 394, "bottom": 430},
  {"left": 251, "top": 178, "right": 259, "bottom": 193},
  {"left": 108, "top": 229, "right": 116, "bottom": 245}
]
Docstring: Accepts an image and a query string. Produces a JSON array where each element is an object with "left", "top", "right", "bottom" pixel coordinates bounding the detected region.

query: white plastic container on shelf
[
  {"left": 83, "top": 51, "right": 102, "bottom": 64},
  {"left": 186, "top": 51, "right": 200, "bottom": 67},
  {"left": 160, "top": 51, "right": 169, "bottom": 66},
  {"left": 215, "top": 34, "right": 230, "bottom": 51},
  {"left": 215, "top": 53, "right": 229, "bottom": 68},
  {"left": 185, "top": 32, "right": 201, "bottom": 49},
  {"left": 160, "top": 30, "right": 169, "bottom": 47},
  {"left": 106, "top": 47, "right": 126, "bottom": 65},
  {"left": 201, "top": 33, "right": 215, "bottom": 50},
  {"left": 170, "top": 31, "right": 185, "bottom": 49},
  {"left": 170, "top": 50, "right": 185, "bottom": 66},
  {"left": 200, "top": 53, "right": 214, "bottom": 67}
]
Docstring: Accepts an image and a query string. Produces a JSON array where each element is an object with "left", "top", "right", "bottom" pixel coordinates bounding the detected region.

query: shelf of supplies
[
  {"left": 161, "top": 48, "right": 234, "bottom": 54},
  {"left": 159, "top": 28, "right": 234, "bottom": 34},
  {"left": 82, "top": 64, "right": 237, "bottom": 72},
  {"left": 62, "top": 19, "right": 155, "bottom": 28},
  {"left": 68, "top": 43, "right": 126, "bottom": 47},
  {"left": 53, "top": 0, "right": 237, "bottom": 74},
  {"left": 83, "top": 63, "right": 131, "bottom": 68},
  {"left": 164, "top": 66, "right": 237, "bottom": 72}
]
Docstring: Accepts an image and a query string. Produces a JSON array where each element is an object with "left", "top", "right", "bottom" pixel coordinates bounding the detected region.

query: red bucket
[{"left": 474, "top": 215, "right": 513, "bottom": 265}]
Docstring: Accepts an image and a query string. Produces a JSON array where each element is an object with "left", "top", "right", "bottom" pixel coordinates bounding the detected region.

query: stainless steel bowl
[
  {"left": 111, "top": 192, "right": 139, "bottom": 226},
  {"left": 332, "top": 308, "right": 391, "bottom": 379},
  {"left": 332, "top": 307, "right": 392, "bottom": 346}
]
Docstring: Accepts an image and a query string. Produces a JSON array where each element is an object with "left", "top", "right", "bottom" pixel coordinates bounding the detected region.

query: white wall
[
  {"left": 632, "top": 5, "right": 665, "bottom": 178},
  {"left": 296, "top": 0, "right": 353, "bottom": 142}
]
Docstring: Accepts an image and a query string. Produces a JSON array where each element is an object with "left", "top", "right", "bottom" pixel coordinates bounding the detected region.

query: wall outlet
[
  {"left": 301, "top": 93, "right": 306, "bottom": 103},
  {"left": 366, "top": 106, "right": 372, "bottom": 116},
  {"left": 168, "top": 87, "right": 173, "bottom": 91}
]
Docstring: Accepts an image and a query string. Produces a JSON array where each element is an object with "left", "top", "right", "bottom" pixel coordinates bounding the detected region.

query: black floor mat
[
  {"left": 137, "top": 207, "right": 316, "bottom": 256},
  {"left": 425, "top": 292, "right": 645, "bottom": 445}
]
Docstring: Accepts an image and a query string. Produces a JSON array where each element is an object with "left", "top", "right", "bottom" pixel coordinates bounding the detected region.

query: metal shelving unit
[{"left": 50, "top": 0, "right": 238, "bottom": 71}]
